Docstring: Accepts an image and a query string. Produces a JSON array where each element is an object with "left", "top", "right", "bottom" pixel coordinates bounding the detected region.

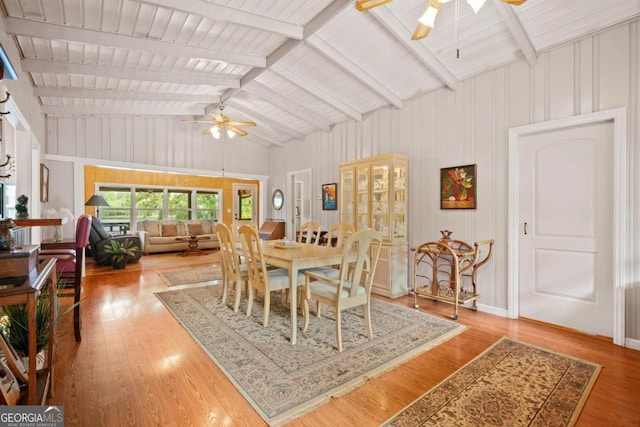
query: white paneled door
[{"left": 518, "top": 121, "right": 613, "bottom": 337}]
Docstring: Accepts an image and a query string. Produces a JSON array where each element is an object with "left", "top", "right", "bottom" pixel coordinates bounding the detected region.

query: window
[
  {"left": 238, "top": 190, "right": 253, "bottom": 220},
  {"left": 196, "top": 191, "right": 220, "bottom": 220},
  {"left": 135, "top": 188, "right": 164, "bottom": 220},
  {"left": 99, "top": 187, "right": 132, "bottom": 231},
  {"left": 168, "top": 189, "right": 190, "bottom": 220},
  {"left": 97, "top": 185, "right": 221, "bottom": 226}
]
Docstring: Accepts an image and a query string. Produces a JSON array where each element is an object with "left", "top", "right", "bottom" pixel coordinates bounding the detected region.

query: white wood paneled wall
[
  {"left": 269, "top": 21, "right": 640, "bottom": 340},
  {"left": 45, "top": 116, "right": 270, "bottom": 177}
]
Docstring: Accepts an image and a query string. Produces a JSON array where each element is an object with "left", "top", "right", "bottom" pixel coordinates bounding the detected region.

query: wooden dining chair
[
  {"left": 302, "top": 228, "right": 383, "bottom": 351},
  {"left": 324, "top": 222, "right": 354, "bottom": 248},
  {"left": 231, "top": 220, "right": 257, "bottom": 241},
  {"left": 297, "top": 221, "right": 321, "bottom": 244},
  {"left": 215, "top": 223, "right": 248, "bottom": 313},
  {"left": 237, "top": 224, "right": 305, "bottom": 327},
  {"left": 38, "top": 214, "right": 92, "bottom": 342}
]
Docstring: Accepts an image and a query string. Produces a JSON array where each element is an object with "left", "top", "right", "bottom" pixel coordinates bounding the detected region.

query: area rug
[
  {"left": 157, "top": 265, "right": 223, "bottom": 286},
  {"left": 381, "top": 337, "right": 601, "bottom": 427},
  {"left": 155, "top": 285, "right": 466, "bottom": 426}
]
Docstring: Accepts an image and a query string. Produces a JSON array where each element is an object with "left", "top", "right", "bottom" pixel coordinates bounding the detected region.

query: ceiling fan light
[
  {"left": 227, "top": 129, "right": 236, "bottom": 139},
  {"left": 466, "top": 0, "right": 486, "bottom": 14},
  {"left": 211, "top": 126, "right": 221, "bottom": 139},
  {"left": 418, "top": 6, "right": 439, "bottom": 28}
]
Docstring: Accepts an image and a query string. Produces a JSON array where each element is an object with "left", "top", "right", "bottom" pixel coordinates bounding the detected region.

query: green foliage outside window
[
  {"left": 240, "top": 194, "right": 252, "bottom": 220},
  {"left": 97, "top": 187, "right": 220, "bottom": 223}
]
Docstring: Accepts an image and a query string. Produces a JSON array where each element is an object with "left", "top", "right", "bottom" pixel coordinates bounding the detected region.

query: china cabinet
[{"left": 339, "top": 153, "right": 408, "bottom": 298}]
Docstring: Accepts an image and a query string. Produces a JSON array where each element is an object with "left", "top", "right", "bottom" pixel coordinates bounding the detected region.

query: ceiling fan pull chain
[{"left": 456, "top": 0, "right": 460, "bottom": 58}]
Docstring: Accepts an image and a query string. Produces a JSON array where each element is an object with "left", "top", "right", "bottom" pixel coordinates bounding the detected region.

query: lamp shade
[{"left": 85, "top": 195, "right": 109, "bottom": 207}]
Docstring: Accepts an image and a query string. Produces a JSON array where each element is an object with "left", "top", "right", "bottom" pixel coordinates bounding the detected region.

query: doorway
[
  {"left": 507, "top": 108, "right": 628, "bottom": 346},
  {"left": 286, "top": 168, "right": 311, "bottom": 240},
  {"left": 232, "top": 183, "right": 257, "bottom": 225}
]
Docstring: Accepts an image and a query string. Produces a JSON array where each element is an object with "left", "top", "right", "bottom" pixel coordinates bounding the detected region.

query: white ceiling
[{"left": 2, "top": 0, "right": 639, "bottom": 147}]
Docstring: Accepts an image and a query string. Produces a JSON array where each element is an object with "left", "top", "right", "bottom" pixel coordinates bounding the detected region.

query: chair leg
[
  {"left": 302, "top": 298, "right": 310, "bottom": 332},
  {"left": 263, "top": 290, "right": 270, "bottom": 327},
  {"left": 335, "top": 310, "right": 342, "bottom": 352},
  {"left": 232, "top": 279, "right": 243, "bottom": 313},
  {"left": 73, "top": 285, "right": 82, "bottom": 342},
  {"left": 246, "top": 286, "right": 254, "bottom": 317},
  {"left": 221, "top": 278, "right": 229, "bottom": 305},
  {"left": 363, "top": 302, "right": 373, "bottom": 340}
]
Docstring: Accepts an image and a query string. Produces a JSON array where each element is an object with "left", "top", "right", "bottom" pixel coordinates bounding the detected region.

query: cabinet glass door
[
  {"left": 340, "top": 169, "right": 354, "bottom": 226},
  {"left": 356, "top": 165, "right": 369, "bottom": 229},
  {"left": 392, "top": 162, "right": 407, "bottom": 239},
  {"left": 371, "top": 163, "right": 389, "bottom": 238}
]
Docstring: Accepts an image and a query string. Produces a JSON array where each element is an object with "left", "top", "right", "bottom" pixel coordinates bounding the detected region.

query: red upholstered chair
[{"left": 39, "top": 214, "right": 92, "bottom": 342}]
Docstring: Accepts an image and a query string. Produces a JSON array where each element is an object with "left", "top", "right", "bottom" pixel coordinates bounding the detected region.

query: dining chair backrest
[
  {"left": 75, "top": 214, "right": 93, "bottom": 250},
  {"left": 215, "top": 222, "right": 245, "bottom": 312},
  {"left": 298, "top": 221, "right": 321, "bottom": 244},
  {"left": 325, "top": 222, "right": 354, "bottom": 248},
  {"left": 237, "top": 224, "right": 268, "bottom": 292},
  {"left": 232, "top": 220, "right": 257, "bottom": 241},
  {"left": 338, "top": 228, "right": 383, "bottom": 297}
]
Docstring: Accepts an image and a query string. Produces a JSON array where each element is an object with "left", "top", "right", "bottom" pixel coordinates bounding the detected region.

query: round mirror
[{"left": 272, "top": 189, "right": 284, "bottom": 211}]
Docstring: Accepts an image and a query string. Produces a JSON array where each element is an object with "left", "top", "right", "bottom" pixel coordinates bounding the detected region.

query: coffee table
[{"left": 175, "top": 235, "right": 210, "bottom": 256}]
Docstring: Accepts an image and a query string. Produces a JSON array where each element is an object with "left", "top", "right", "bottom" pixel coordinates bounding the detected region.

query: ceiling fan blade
[
  {"left": 355, "top": 0, "right": 394, "bottom": 11},
  {"left": 227, "top": 125, "right": 248, "bottom": 137},
  {"left": 227, "top": 121, "right": 256, "bottom": 127},
  {"left": 500, "top": 0, "right": 527, "bottom": 5},
  {"left": 411, "top": 23, "right": 432, "bottom": 41},
  {"left": 411, "top": 0, "right": 442, "bottom": 41},
  {"left": 212, "top": 114, "right": 224, "bottom": 123}
]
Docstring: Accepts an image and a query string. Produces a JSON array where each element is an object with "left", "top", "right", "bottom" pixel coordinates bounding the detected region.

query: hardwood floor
[{"left": 50, "top": 250, "right": 640, "bottom": 426}]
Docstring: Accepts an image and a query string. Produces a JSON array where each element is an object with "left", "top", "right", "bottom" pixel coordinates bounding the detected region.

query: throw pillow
[
  {"left": 188, "top": 223, "right": 204, "bottom": 236},
  {"left": 161, "top": 223, "right": 178, "bottom": 237}
]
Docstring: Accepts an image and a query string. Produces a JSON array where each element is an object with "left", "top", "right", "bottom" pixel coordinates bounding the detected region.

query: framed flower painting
[{"left": 440, "top": 164, "right": 476, "bottom": 209}]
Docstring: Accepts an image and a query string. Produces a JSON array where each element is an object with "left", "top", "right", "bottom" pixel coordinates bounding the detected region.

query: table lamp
[{"left": 85, "top": 194, "right": 109, "bottom": 217}]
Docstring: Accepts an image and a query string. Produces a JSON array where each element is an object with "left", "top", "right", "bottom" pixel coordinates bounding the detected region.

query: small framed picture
[
  {"left": 322, "top": 183, "right": 337, "bottom": 210},
  {"left": 40, "top": 163, "right": 49, "bottom": 203},
  {"left": 441, "top": 164, "right": 476, "bottom": 209}
]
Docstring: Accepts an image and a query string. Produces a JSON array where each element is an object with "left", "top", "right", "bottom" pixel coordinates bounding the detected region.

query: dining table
[{"left": 260, "top": 241, "right": 347, "bottom": 345}]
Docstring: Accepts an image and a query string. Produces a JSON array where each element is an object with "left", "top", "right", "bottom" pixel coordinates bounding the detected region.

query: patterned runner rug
[
  {"left": 155, "top": 285, "right": 466, "bottom": 426},
  {"left": 157, "top": 265, "right": 223, "bottom": 286},
  {"left": 382, "top": 337, "right": 601, "bottom": 427}
]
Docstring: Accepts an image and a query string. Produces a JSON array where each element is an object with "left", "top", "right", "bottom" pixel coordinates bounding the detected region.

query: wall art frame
[
  {"left": 322, "top": 183, "right": 337, "bottom": 210},
  {"left": 440, "top": 164, "right": 476, "bottom": 209}
]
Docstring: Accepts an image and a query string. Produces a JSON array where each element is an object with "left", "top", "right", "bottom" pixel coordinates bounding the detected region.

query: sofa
[
  {"left": 137, "top": 219, "right": 219, "bottom": 254},
  {"left": 89, "top": 216, "right": 143, "bottom": 266}
]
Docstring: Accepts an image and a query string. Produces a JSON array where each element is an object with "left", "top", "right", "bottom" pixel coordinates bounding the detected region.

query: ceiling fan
[
  {"left": 356, "top": 0, "right": 527, "bottom": 40},
  {"left": 183, "top": 103, "right": 256, "bottom": 139}
]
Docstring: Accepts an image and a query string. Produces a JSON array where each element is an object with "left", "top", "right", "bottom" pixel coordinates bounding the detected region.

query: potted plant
[
  {"left": 0, "top": 279, "right": 79, "bottom": 366},
  {"left": 102, "top": 239, "right": 140, "bottom": 269}
]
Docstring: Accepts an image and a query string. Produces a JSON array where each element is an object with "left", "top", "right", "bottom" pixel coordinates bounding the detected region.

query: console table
[{"left": 0, "top": 258, "right": 57, "bottom": 404}]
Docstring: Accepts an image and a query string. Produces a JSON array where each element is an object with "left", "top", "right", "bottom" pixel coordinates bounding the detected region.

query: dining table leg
[{"left": 289, "top": 264, "right": 298, "bottom": 345}]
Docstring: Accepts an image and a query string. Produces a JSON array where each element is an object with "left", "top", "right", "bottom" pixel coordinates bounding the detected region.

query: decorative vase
[
  {"left": 54, "top": 226, "right": 62, "bottom": 242},
  {"left": 453, "top": 184, "right": 463, "bottom": 200}
]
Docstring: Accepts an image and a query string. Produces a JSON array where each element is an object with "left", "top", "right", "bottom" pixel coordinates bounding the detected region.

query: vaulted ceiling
[{"left": 2, "top": 0, "right": 639, "bottom": 148}]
